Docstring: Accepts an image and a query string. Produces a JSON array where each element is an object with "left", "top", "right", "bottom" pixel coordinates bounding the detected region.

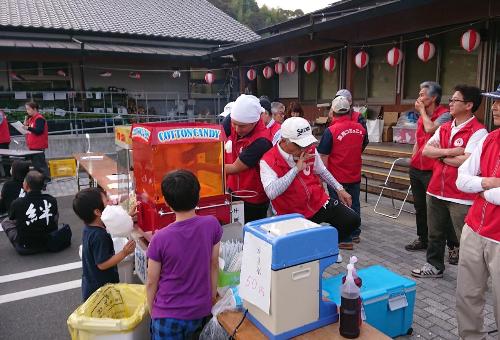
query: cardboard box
[
  {"left": 382, "top": 126, "right": 393, "bottom": 142},
  {"left": 383, "top": 112, "right": 399, "bottom": 126}
]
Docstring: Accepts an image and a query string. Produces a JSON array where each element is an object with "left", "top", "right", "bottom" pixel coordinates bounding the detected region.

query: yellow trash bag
[{"left": 67, "top": 284, "right": 149, "bottom": 340}]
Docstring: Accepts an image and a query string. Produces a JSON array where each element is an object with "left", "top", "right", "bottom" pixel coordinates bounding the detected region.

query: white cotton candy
[{"left": 101, "top": 205, "right": 133, "bottom": 237}]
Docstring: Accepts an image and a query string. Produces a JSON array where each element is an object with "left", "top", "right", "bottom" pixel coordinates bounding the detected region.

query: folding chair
[{"left": 373, "top": 157, "right": 413, "bottom": 219}]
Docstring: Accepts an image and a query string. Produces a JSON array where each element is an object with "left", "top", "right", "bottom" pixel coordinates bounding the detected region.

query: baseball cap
[
  {"left": 231, "top": 94, "right": 262, "bottom": 123},
  {"left": 219, "top": 102, "right": 233, "bottom": 117},
  {"left": 281, "top": 117, "right": 318, "bottom": 147},
  {"left": 331, "top": 96, "right": 351, "bottom": 114},
  {"left": 335, "top": 89, "right": 352, "bottom": 104},
  {"left": 482, "top": 83, "right": 500, "bottom": 100},
  {"left": 259, "top": 97, "right": 272, "bottom": 114}
]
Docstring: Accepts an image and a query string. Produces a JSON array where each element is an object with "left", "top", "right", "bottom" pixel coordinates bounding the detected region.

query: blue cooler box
[{"left": 322, "top": 265, "right": 416, "bottom": 338}]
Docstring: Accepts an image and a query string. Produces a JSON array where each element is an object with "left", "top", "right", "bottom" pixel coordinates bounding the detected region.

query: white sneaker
[
  {"left": 336, "top": 252, "right": 343, "bottom": 263},
  {"left": 411, "top": 262, "right": 443, "bottom": 278}
]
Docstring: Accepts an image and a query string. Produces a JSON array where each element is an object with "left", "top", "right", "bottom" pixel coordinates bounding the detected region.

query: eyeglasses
[{"left": 448, "top": 98, "right": 469, "bottom": 104}]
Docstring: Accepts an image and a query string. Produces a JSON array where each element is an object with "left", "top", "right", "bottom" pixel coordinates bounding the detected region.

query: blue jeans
[{"left": 328, "top": 182, "right": 361, "bottom": 241}]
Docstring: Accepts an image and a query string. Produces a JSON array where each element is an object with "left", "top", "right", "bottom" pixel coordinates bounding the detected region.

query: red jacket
[
  {"left": 0, "top": 110, "right": 10, "bottom": 144},
  {"left": 226, "top": 120, "right": 271, "bottom": 204},
  {"left": 262, "top": 145, "right": 328, "bottom": 218},
  {"left": 411, "top": 105, "right": 449, "bottom": 171},
  {"left": 268, "top": 120, "right": 281, "bottom": 141},
  {"left": 427, "top": 117, "right": 484, "bottom": 201},
  {"left": 465, "top": 129, "right": 500, "bottom": 241},
  {"left": 326, "top": 115, "right": 366, "bottom": 183},
  {"left": 26, "top": 113, "right": 48, "bottom": 150}
]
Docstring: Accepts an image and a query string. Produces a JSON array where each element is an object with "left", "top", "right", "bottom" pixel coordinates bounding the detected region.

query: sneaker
[
  {"left": 448, "top": 246, "right": 459, "bottom": 265},
  {"left": 338, "top": 242, "right": 354, "bottom": 250},
  {"left": 405, "top": 239, "right": 427, "bottom": 252},
  {"left": 336, "top": 252, "right": 343, "bottom": 263},
  {"left": 352, "top": 236, "right": 361, "bottom": 244},
  {"left": 411, "top": 263, "right": 443, "bottom": 278}
]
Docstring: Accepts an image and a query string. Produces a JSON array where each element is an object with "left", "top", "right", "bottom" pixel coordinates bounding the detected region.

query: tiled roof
[{"left": 0, "top": 0, "right": 259, "bottom": 43}]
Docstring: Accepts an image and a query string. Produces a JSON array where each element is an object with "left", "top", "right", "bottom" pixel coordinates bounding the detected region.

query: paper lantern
[
  {"left": 417, "top": 40, "right": 435, "bottom": 62},
  {"left": 354, "top": 51, "right": 369, "bottom": 69},
  {"left": 10, "top": 72, "right": 25, "bottom": 81},
  {"left": 323, "top": 55, "right": 336, "bottom": 72},
  {"left": 204, "top": 71, "right": 215, "bottom": 84},
  {"left": 247, "top": 68, "right": 256, "bottom": 81},
  {"left": 285, "top": 60, "right": 296, "bottom": 74},
  {"left": 304, "top": 59, "right": 316, "bottom": 74},
  {"left": 99, "top": 71, "right": 112, "bottom": 77},
  {"left": 461, "top": 29, "right": 480, "bottom": 52},
  {"left": 128, "top": 72, "right": 141, "bottom": 79},
  {"left": 386, "top": 47, "right": 403, "bottom": 67},
  {"left": 172, "top": 71, "right": 181, "bottom": 78},
  {"left": 274, "top": 62, "right": 284, "bottom": 75},
  {"left": 57, "top": 70, "right": 67, "bottom": 77},
  {"left": 263, "top": 66, "right": 273, "bottom": 79}
]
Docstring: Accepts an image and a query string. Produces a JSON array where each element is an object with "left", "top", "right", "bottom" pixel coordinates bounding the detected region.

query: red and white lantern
[
  {"left": 263, "top": 66, "right": 273, "bottom": 79},
  {"left": 354, "top": 51, "right": 369, "bottom": 69},
  {"left": 304, "top": 59, "right": 316, "bottom": 74},
  {"left": 246, "top": 68, "right": 256, "bottom": 81},
  {"left": 417, "top": 40, "right": 435, "bottom": 62},
  {"left": 128, "top": 72, "right": 141, "bottom": 79},
  {"left": 204, "top": 71, "right": 215, "bottom": 84},
  {"left": 461, "top": 29, "right": 480, "bottom": 52},
  {"left": 274, "top": 62, "right": 285, "bottom": 75},
  {"left": 57, "top": 69, "right": 67, "bottom": 77},
  {"left": 386, "top": 47, "right": 403, "bottom": 67},
  {"left": 285, "top": 60, "right": 296, "bottom": 74},
  {"left": 323, "top": 55, "right": 336, "bottom": 72},
  {"left": 99, "top": 71, "right": 112, "bottom": 77}
]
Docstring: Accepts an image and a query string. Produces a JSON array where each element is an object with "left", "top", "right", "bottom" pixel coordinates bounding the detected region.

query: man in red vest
[
  {"left": 259, "top": 96, "right": 281, "bottom": 146},
  {"left": 318, "top": 96, "right": 366, "bottom": 249},
  {"left": 455, "top": 85, "right": 500, "bottom": 339},
  {"left": 223, "top": 94, "right": 273, "bottom": 223},
  {"left": 260, "top": 117, "right": 360, "bottom": 243},
  {"left": 0, "top": 109, "right": 11, "bottom": 176},
  {"left": 22, "top": 102, "right": 50, "bottom": 185},
  {"left": 411, "top": 85, "right": 487, "bottom": 278},
  {"left": 405, "top": 82, "right": 458, "bottom": 262}
]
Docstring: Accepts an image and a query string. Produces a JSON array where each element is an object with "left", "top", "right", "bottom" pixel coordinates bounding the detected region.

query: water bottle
[{"left": 340, "top": 264, "right": 361, "bottom": 338}]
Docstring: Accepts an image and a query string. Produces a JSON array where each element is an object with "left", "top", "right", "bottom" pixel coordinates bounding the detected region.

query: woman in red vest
[
  {"left": 455, "top": 86, "right": 500, "bottom": 339},
  {"left": 0, "top": 109, "right": 11, "bottom": 176},
  {"left": 23, "top": 102, "right": 50, "bottom": 185}
]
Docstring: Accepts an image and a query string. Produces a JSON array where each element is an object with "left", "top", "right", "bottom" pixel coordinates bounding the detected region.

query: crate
[
  {"left": 322, "top": 265, "right": 416, "bottom": 338},
  {"left": 393, "top": 126, "right": 417, "bottom": 144},
  {"left": 49, "top": 158, "right": 77, "bottom": 178}
]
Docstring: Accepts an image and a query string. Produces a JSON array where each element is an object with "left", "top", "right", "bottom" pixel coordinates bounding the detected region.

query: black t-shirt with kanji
[{"left": 9, "top": 191, "right": 58, "bottom": 248}]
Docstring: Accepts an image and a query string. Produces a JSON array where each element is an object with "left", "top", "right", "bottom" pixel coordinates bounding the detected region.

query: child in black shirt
[
  {"left": 73, "top": 187, "right": 135, "bottom": 301},
  {"left": 0, "top": 160, "right": 30, "bottom": 214}
]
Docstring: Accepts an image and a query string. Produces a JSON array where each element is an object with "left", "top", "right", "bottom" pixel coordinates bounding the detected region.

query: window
[
  {"left": 10, "top": 61, "right": 39, "bottom": 76},
  {"left": 319, "top": 53, "right": 340, "bottom": 101},
  {"left": 353, "top": 65, "right": 368, "bottom": 101},
  {"left": 300, "top": 57, "right": 319, "bottom": 101},
  {"left": 10, "top": 61, "right": 72, "bottom": 91},
  {"left": 257, "top": 70, "right": 278, "bottom": 99},
  {"left": 403, "top": 40, "right": 438, "bottom": 100},
  {"left": 367, "top": 46, "right": 397, "bottom": 100}
]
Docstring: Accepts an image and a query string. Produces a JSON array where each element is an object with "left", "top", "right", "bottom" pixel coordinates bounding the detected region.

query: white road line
[
  {"left": 0, "top": 279, "right": 81, "bottom": 304},
  {"left": 0, "top": 261, "right": 82, "bottom": 283}
]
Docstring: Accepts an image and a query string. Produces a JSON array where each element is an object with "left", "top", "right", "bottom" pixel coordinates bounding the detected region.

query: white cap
[
  {"left": 335, "top": 89, "right": 352, "bottom": 105},
  {"left": 331, "top": 96, "right": 350, "bottom": 114},
  {"left": 281, "top": 117, "right": 317, "bottom": 147},
  {"left": 230, "top": 94, "right": 263, "bottom": 123},
  {"left": 219, "top": 102, "right": 233, "bottom": 117}
]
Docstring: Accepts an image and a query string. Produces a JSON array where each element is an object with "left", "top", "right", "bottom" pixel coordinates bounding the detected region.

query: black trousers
[
  {"left": 310, "top": 199, "right": 361, "bottom": 242},
  {"left": 409, "top": 167, "right": 457, "bottom": 247},
  {"left": 30, "top": 150, "right": 50, "bottom": 182},
  {"left": 244, "top": 201, "right": 270, "bottom": 223}
]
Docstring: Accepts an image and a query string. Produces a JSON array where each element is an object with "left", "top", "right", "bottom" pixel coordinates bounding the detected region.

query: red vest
[
  {"left": 26, "top": 113, "right": 48, "bottom": 150},
  {"left": 262, "top": 145, "right": 329, "bottom": 218},
  {"left": 0, "top": 110, "right": 10, "bottom": 144},
  {"left": 465, "top": 129, "right": 500, "bottom": 241},
  {"left": 226, "top": 120, "right": 271, "bottom": 204},
  {"left": 268, "top": 120, "right": 281, "bottom": 139},
  {"left": 411, "top": 105, "right": 449, "bottom": 171},
  {"left": 427, "top": 117, "right": 484, "bottom": 201},
  {"left": 326, "top": 115, "right": 366, "bottom": 183}
]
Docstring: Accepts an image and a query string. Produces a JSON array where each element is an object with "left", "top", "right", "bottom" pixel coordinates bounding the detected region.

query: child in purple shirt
[{"left": 146, "top": 170, "right": 222, "bottom": 339}]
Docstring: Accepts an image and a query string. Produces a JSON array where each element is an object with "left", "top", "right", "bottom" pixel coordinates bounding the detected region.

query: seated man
[
  {"left": 260, "top": 117, "right": 360, "bottom": 242},
  {"left": 5, "top": 170, "right": 58, "bottom": 255}
]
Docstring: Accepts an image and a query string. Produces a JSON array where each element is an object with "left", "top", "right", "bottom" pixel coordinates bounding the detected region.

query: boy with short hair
[
  {"left": 73, "top": 187, "right": 135, "bottom": 300},
  {"left": 146, "top": 170, "right": 222, "bottom": 340}
]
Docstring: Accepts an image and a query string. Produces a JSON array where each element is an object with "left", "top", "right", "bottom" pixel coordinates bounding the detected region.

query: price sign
[{"left": 239, "top": 232, "right": 272, "bottom": 314}]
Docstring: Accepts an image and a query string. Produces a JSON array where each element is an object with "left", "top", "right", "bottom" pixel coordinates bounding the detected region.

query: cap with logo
[
  {"left": 281, "top": 117, "right": 318, "bottom": 147},
  {"left": 331, "top": 96, "right": 351, "bottom": 115}
]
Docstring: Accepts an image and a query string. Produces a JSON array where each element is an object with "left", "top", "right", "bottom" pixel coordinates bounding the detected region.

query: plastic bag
[
  {"left": 101, "top": 205, "right": 133, "bottom": 237},
  {"left": 366, "top": 119, "right": 384, "bottom": 143},
  {"left": 199, "top": 287, "right": 242, "bottom": 340},
  {"left": 397, "top": 111, "right": 418, "bottom": 127}
]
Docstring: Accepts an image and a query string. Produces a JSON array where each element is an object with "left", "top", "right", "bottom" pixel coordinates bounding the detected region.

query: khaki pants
[{"left": 456, "top": 224, "right": 500, "bottom": 340}]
